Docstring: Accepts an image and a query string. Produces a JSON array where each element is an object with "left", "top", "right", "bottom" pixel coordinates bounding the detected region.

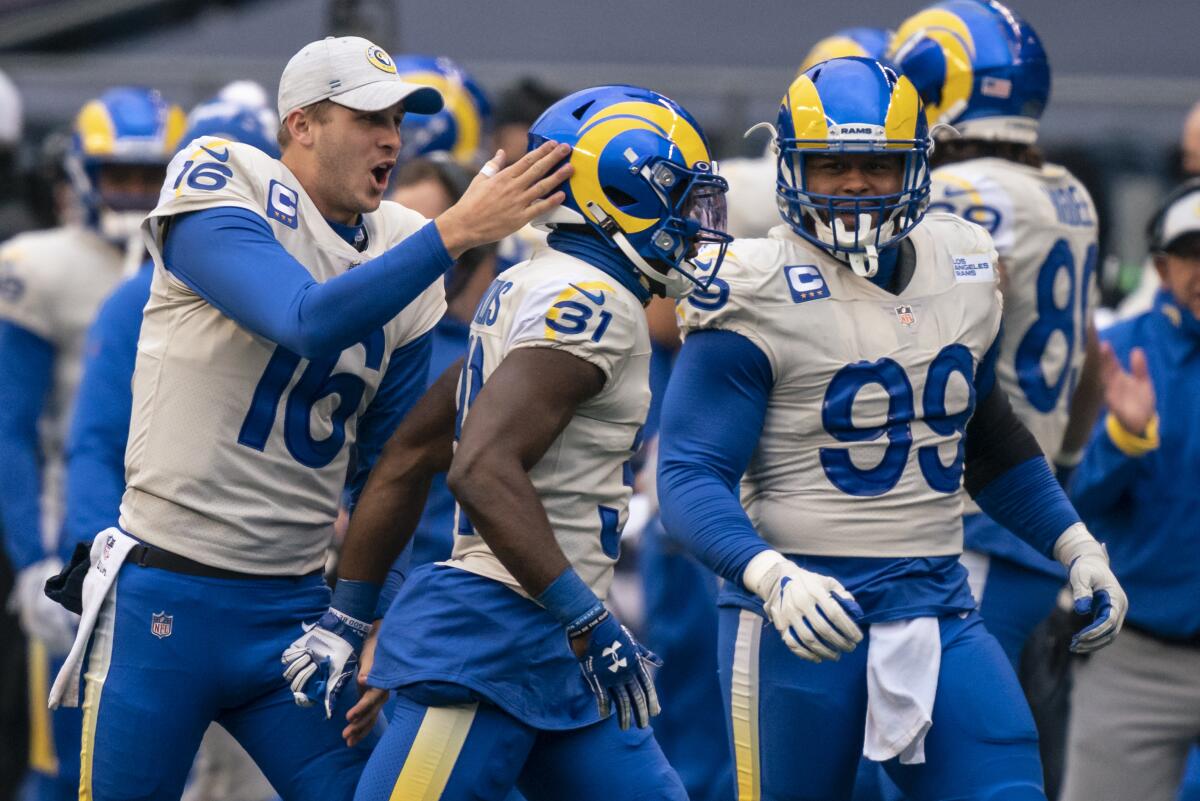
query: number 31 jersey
[
  {"left": 125, "top": 138, "right": 444, "bottom": 575},
  {"left": 678, "top": 216, "right": 1001, "bottom": 558},
  {"left": 447, "top": 247, "right": 651, "bottom": 598},
  {"left": 929, "top": 158, "right": 1098, "bottom": 461}
]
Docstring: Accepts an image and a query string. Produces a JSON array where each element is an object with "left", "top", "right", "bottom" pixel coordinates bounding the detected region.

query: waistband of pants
[
  {"left": 127, "top": 541, "right": 321, "bottom": 582},
  {"left": 1124, "top": 620, "right": 1200, "bottom": 649}
]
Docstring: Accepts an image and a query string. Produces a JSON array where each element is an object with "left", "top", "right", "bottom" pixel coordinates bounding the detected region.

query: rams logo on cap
[{"left": 367, "top": 46, "right": 397, "bottom": 75}]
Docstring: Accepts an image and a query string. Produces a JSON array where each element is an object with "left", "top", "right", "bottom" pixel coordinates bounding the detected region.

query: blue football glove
[
  {"left": 570, "top": 606, "right": 662, "bottom": 730},
  {"left": 281, "top": 608, "right": 369, "bottom": 719}
]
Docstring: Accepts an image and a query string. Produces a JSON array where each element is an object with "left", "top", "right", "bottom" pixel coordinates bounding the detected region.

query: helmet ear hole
[
  {"left": 603, "top": 185, "right": 639, "bottom": 208},
  {"left": 571, "top": 100, "right": 596, "bottom": 120}
]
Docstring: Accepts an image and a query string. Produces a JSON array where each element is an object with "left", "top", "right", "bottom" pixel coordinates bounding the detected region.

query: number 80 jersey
[
  {"left": 446, "top": 246, "right": 651, "bottom": 598},
  {"left": 124, "top": 139, "right": 444, "bottom": 575},
  {"left": 678, "top": 218, "right": 1002, "bottom": 558}
]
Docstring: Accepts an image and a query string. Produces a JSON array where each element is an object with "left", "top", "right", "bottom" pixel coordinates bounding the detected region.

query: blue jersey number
[
  {"left": 1014, "top": 239, "right": 1096, "bottom": 413},
  {"left": 820, "top": 344, "right": 975, "bottom": 496},
  {"left": 454, "top": 335, "right": 487, "bottom": 535},
  {"left": 172, "top": 160, "right": 233, "bottom": 192},
  {"left": 238, "top": 329, "right": 384, "bottom": 468},
  {"left": 927, "top": 201, "right": 1003, "bottom": 235}
]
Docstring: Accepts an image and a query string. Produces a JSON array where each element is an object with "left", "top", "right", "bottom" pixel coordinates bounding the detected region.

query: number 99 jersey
[
  {"left": 125, "top": 138, "right": 444, "bottom": 575},
  {"left": 928, "top": 158, "right": 1098, "bottom": 462},
  {"left": 447, "top": 246, "right": 651, "bottom": 598},
  {"left": 677, "top": 216, "right": 1001, "bottom": 558}
]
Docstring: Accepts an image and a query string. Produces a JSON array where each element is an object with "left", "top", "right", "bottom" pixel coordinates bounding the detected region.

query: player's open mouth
[{"left": 370, "top": 161, "right": 394, "bottom": 189}]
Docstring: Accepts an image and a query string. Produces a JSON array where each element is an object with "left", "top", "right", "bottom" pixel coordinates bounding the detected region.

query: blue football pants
[
  {"left": 79, "top": 563, "right": 376, "bottom": 801},
  {"left": 354, "top": 693, "right": 687, "bottom": 801},
  {"left": 720, "top": 607, "right": 1045, "bottom": 801},
  {"left": 639, "top": 517, "right": 735, "bottom": 801}
]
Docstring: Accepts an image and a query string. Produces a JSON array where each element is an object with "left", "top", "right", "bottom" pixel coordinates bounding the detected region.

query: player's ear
[
  {"left": 1152, "top": 252, "right": 1169, "bottom": 283},
  {"left": 285, "top": 108, "right": 316, "bottom": 148}
]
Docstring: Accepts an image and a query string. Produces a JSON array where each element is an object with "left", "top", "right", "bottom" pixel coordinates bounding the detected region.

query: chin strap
[{"left": 586, "top": 200, "right": 690, "bottom": 299}]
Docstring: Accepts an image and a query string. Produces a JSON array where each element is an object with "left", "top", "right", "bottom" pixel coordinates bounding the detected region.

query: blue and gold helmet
[
  {"left": 890, "top": 0, "right": 1049, "bottom": 144},
  {"left": 775, "top": 57, "right": 931, "bottom": 276},
  {"left": 799, "top": 27, "right": 895, "bottom": 73},
  {"left": 392, "top": 55, "right": 491, "bottom": 167},
  {"left": 528, "top": 85, "right": 731, "bottom": 298},
  {"left": 67, "top": 86, "right": 186, "bottom": 236},
  {"left": 183, "top": 88, "right": 280, "bottom": 159}
]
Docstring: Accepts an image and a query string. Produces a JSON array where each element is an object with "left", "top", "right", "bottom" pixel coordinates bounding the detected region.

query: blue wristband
[
  {"left": 536, "top": 568, "right": 603, "bottom": 631},
  {"left": 330, "top": 578, "right": 381, "bottom": 623}
]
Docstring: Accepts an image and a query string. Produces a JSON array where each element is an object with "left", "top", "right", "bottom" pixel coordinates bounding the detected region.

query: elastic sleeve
[
  {"left": 506, "top": 278, "right": 634, "bottom": 384},
  {"left": 0, "top": 322, "right": 54, "bottom": 569},
  {"left": 60, "top": 272, "right": 149, "bottom": 557},
  {"left": 657, "top": 329, "right": 774, "bottom": 584},
  {"left": 972, "top": 456, "right": 1082, "bottom": 559},
  {"left": 963, "top": 380, "right": 1044, "bottom": 497},
  {"left": 162, "top": 207, "right": 452, "bottom": 361}
]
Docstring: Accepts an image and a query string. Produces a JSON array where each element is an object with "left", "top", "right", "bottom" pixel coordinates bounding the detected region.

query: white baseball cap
[{"left": 277, "top": 36, "right": 443, "bottom": 120}]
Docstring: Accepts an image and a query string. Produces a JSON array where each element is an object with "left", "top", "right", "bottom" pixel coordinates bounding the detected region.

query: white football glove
[
  {"left": 7, "top": 557, "right": 79, "bottom": 656},
  {"left": 1054, "top": 523, "right": 1128, "bottom": 653},
  {"left": 281, "top": 609, "right": 367, "bottom": 719},
  {"left": 743, "top": 550, "right": 864, "bottom": 662}
]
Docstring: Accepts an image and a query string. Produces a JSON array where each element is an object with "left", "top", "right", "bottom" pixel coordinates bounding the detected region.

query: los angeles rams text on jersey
[
  {"left": 929, "top": 158, "right": 1098, "bottom": 461},
  {"left": 677, "top": 214, "right": 1002, "bottom": 558},
  {"left": 446, "top": 245, "right": 651, "bottom": 597},
  {"left": 126, "top": 138, "right": 445, "bottom": 575}
]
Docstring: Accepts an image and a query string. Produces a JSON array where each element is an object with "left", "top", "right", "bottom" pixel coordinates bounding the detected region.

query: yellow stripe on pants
[
  {"left": 79, "top": 590, "right": 118, "bottom": 801},
  {"left": 731, "top": 609, "right": 762, "bottom": 801},
  {"left": 27, "top": 638, "right": 58, "bottom": 775},
  {"left": 388, "top": 703, "right": 478, "bottom": 801}
]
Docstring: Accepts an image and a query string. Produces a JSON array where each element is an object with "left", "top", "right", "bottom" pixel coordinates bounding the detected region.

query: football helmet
[
  {"left": 774, "top": 57, "right": 931, "bottom": 277},
  {"left": 889, "top": 0, "right": 1050, "bottom": 144},
  {"left": 392, "top": 55, "right": 491, "bottom": 167},
  {"left": 528, "top": 84, "right": 731, "bottom": 298},
  {"left": 183, "top": 93, "right": 280, "bottom": 159},
  {"left": 66, "top": 86, "right": 186, "bottom": 240},
  {"left": 799, "top": 27, "right": 895, "bottom": 73}
]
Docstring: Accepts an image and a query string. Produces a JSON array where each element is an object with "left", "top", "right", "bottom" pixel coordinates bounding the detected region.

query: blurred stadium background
[{"left": 2, "top": 0, "right": 1199, "bottom": 302}]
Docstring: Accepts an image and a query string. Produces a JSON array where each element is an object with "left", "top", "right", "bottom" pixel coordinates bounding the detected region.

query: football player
[
  {"left": 890, "top": 0, "right": 1104, "bottom": 670},
  {"left": 0, "top": 85, "right": 184, "bottom": 801},
  {"left": 318, "top": 84, "right": 731, "bottom": 800},
  {"left": 60, "top": 91, "right": 282, "bottom": 801},
  {"left": 657, "top": 56, "right": 1126, "bottom": 800},
  {"left": 45, "top": 36, "right": 569, "bottom": 801}
]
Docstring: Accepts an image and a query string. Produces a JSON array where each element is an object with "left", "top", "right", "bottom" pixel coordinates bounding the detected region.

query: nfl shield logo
[
  {"left": 895, "top": 305, "right": 916, "bottom": 327},
  {"left": 151, "top": 611, "right": 173, "bottom": 639}
]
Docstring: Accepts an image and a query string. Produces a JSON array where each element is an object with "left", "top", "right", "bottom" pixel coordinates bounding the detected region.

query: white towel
[
  {"left": 48, "top": 527, "right": 137, "bottom": 709},
  {"left": 863, "top": 616, "right": 941, "bottom": 765}
]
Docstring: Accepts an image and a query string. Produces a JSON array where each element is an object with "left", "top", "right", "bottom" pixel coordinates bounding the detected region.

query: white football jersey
[
  {"left": 124, "top": 138, "right": 445, "bottom": 575},
  {"left": 0, "top": 226, "right": 124, "bottom": 548},
  {"left": 930, "top": 158, "right": 1098, "bottom": 461},
  {"left": 446, "top": 246, "right": 651, "bottom": 598},
  {"left": 678, "top": 216, "right": 1002, "bottom": 558}
]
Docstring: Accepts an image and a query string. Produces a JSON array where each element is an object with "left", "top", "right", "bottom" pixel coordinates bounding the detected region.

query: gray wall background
[{"left": 3, "top": 0, "right": 1200, "bottom": 155}]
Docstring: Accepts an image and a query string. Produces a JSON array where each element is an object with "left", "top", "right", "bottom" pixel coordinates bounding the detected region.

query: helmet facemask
[{"left": 597, "top": 155, "right": 732, "bottom": 298}]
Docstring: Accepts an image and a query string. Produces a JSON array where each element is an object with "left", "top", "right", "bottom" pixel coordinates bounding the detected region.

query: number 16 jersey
[
  {"left": 124, "top": 138, "right": 444, "bottom": 575},
  {"left": 677, "top": 216, "right": 1001, "bottom": 558}
]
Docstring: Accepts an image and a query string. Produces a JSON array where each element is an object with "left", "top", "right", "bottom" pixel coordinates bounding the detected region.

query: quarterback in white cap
[{"left": 42, "top": 35, "right": 572, "bottom": 801}]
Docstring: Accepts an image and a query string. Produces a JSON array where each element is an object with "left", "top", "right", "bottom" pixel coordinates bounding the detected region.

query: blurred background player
[
  {"left": 328, "top": 84, "right": 732, "bottom": 800},
  {"left": 1061, "top": 181, "right": 1200, "bottom": 801},
  {"left": 60, "top": 85, "right": 282, "bottom": 801},
  {"left": 391, "top": 54, "right": 492, "bottom": 168},
  {"left": 0, "top": 68, "right": 36, "bottom": 241},
  {"left": 0, "top": 85, "right": 184, "bottom": 801},
  {"left": 658, "top": 56, "right": 1125, "bottom": 800},
  {"left": 719, "top": 26, "right": 893, "bottom": 240}
]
